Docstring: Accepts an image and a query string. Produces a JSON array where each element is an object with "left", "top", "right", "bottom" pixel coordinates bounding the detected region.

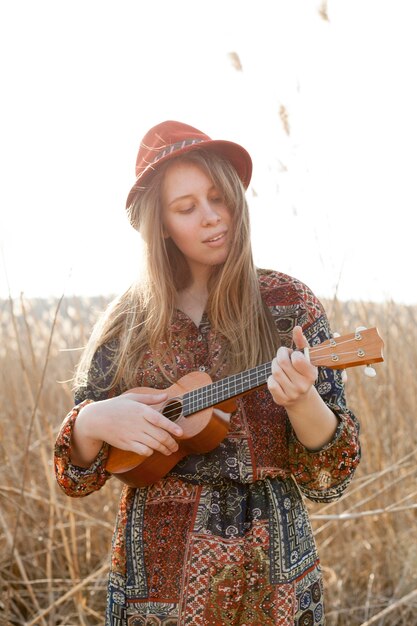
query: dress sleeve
[
  {"left": 54, "top": 400, "right": 111, "bottom": 497},
  {"left": 54, "top": 342, "right": 119, "bottom": 498},
  {"left": 288, "top": 367, "right": 361, "bottom": 503},
  {"left": 286, "top": 284, "right": 361, "bottom": 503}
]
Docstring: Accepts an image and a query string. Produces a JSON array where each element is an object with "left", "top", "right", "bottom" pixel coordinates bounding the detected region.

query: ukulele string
[
  {"left": 310, "top": 350, "right": 362, "bottom": 364},
  {"left": 162, "top": 339, "right": 365, "bottom": 418},
  {"left": 309, "top": 337, "right": 364, "bottom": 364},
  {"left": 309, "top": 338, "right": 359, "bottom": 352},
  {"left": 309, "top": 337, "right": 357, "bottom": 353},
  {"left": 163, "top": 364, "right": 272, "bottom": 420}
]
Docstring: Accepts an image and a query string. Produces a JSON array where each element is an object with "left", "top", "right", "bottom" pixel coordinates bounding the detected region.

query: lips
[{"left": 203, "top": 231, "right": 227, "bottom": 243}]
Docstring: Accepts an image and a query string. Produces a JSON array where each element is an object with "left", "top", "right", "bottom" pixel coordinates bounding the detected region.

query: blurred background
[
  {"left": 1, "top": 1, "right": 416, "bottom": 625},
  {"left": 1, "top": 0, "right": 415, "bottom": 304}
]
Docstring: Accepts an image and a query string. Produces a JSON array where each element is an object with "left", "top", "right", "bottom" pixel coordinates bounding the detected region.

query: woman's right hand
[{"left": 70, "top": 391, "right": 183, "bottom": 467}]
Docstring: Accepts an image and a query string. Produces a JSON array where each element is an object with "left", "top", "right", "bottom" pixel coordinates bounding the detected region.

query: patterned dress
[{"left": 54, "top": 271, "right": 361, "bottom": 626}]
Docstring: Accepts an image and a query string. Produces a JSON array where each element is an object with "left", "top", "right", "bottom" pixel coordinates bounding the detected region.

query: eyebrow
[
  {"left": 167, "top": 193, "right": 193, "bottom": 207},
  {"left": 167, "top": 185, "right": 218, "bottom": 208}
]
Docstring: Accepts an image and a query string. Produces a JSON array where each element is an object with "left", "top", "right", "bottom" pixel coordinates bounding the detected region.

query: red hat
[{"left": 126, "top": 120, "right": 252, "bottom": 209}]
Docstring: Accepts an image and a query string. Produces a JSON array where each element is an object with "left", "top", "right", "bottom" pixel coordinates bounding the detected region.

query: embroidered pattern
[
  {"left": 54, "top": 271, "right": 361, "bottom": 625},
  {"left": 180, "top": 522, "right": 294, "bottom": 626}
]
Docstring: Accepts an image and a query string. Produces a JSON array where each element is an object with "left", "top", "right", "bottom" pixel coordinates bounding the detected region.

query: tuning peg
[
  {"left": 332, "top": 332, "right": 341, "bottom": 338},
  {"left": 364, "top": 365, "right": 377, "bottom": 378},
  {"left": 341, "top": 369, "right": 348, "bottom": 383},
  {"left": 355, "top": 326, "right": 367, "bottom": 333}
]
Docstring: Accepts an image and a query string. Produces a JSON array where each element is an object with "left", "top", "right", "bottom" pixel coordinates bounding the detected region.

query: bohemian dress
[{"left": 54, "top": 270, "right": 361, "bottom": 626}]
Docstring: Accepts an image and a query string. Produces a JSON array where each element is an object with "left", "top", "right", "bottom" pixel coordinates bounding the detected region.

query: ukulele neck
[
  {"left": 183, "top": 362, "right": 272, "bottom": 415},
  {"left": 182, "top": 327, "right": 384, "bottom": 416}
]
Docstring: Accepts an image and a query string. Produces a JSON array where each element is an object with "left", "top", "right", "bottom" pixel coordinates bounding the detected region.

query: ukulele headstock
[{"left": 309, "top": 327, "right": 384, "bottom": 370}]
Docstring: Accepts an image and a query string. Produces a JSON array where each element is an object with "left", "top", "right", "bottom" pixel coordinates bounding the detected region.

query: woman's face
[{"left": 161, "top": 160, "right": 233, "bottom": 280}]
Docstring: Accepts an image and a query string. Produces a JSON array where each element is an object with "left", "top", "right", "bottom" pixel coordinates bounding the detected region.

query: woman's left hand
[{"left": 267, "top": 326, "right": 318, "bottom": 408}]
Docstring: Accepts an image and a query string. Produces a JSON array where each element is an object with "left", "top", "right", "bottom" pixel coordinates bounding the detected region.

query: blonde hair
[{"left": 75, "top": 150, "right": 280, "bottom": 393}]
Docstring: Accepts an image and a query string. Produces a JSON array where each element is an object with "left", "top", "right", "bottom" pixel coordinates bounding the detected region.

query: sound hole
[{"left": 162, "top": 398, "right": 183, "bottom": 422}]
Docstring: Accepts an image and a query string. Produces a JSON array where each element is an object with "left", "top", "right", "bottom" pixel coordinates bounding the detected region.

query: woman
[{"left": 55, "top": 120, "right": 361, "bottom": 625}]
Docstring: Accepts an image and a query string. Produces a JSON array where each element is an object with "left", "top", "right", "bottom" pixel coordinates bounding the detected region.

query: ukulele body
[{"left": 105, "top": 371, "right": 232, "bottom": 488}]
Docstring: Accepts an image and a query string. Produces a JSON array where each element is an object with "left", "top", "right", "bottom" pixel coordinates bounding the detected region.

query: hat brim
[{"left": 125, "top": 139, "right": 252, "bottom": 209}]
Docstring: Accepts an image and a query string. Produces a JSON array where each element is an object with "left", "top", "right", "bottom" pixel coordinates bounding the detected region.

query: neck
[
  {"left": 187, "top": 262, "right": 212, "bottom": 290},
  {"left": 177, "top": 282, "right": 209, "bottom": 327}
]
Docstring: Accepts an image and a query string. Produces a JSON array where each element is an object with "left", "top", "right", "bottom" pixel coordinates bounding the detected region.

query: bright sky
[{"left": 0, "top": 0, "right": 415, "bottom": 304}]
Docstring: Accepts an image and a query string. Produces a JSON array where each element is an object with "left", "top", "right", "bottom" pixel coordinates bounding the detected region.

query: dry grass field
[{"left": 0, "top": 294, "right": 416, "bottom": 625}]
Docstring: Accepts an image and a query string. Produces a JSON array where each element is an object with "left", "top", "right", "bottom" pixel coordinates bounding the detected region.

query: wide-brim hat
[{"left": 125, "top": 120, "right": 252, "bottom": 210}]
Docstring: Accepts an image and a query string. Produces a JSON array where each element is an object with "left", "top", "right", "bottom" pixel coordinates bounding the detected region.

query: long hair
[{"left": 74, "top": 150, "right": 281, "bottom": 393}]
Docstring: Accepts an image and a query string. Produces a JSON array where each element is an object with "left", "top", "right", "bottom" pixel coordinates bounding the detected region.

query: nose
[{"left": 201, "top": 201, "right": 221, "bottom": 226}]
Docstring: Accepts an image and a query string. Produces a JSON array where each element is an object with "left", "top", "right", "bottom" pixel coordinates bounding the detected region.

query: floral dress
[{"left": 54, "top": 270, "right": 361, "bottom": 626}]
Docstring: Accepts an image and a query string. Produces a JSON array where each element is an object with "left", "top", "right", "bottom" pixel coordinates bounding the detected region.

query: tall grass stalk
[{"left": 0, "top": 295, "right": 416, "bottom": 625}]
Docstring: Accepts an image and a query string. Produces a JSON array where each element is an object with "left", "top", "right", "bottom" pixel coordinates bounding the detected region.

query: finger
[
  {"left": 125, "top": 390, "right": 169, "bottom": 405},
  {"left": 273, "top": 346, "right": 293, "bottom": 367},
  {"left": 271, "top": 351, "right": 315, "bottom": 395},
  {"left": 143, "top": 409, "right": 184, "bottom": 438},
  {"left": 267, "top": 375, "right": 292, "bottom": 404},
  {"left": 290, "top": 350, "right": 318, "bottom": 381},
  {"left": 292, "top": 325, "right": 308, "bottom": 350},
  {"left": 133, "top": 427, "right": 179, "bottom": 456},
  {"left": 271, "top": 348, "right": 295, "bottom": 381},
  {"left": 108, "top": 420, "right": 179, "bottom": 455},
  {"left": 143, "top": 419, "right": 181, "bottom": 449},
  {"left": 269, "top": 366, "right": 300, "bottom": 398},
  {"left": 123, "top": 393, "right": 184, "bottom": 437},
  {"left": 127, "top": 441, "right": 155, "bottom": 457},
  {"left": 289, "top": 328, "right": 317, "bottom": 379}
]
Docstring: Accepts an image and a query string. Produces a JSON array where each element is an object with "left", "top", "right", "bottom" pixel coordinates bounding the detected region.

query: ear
[{"left": 162, "top": 225, "right": 170, "bottom": 239}]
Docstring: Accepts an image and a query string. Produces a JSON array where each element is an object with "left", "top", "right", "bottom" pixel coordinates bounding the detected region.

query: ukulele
[{"left": 105, "top": 327, "right": 384, "bottom": 488}]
